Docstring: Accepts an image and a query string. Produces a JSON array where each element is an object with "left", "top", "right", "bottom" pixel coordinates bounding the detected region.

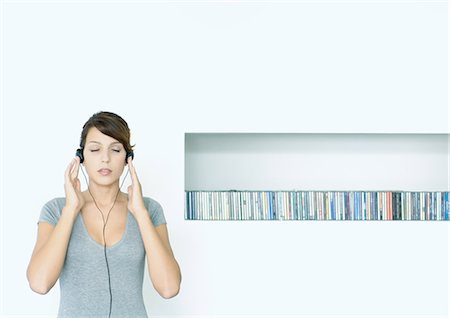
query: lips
[{"left": 98, "top": 168, "right": 112, "bottom": 176}]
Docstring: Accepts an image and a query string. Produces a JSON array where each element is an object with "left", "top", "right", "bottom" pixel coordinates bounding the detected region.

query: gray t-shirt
[{"left": 38, "top": 196, "right": 167, "bottom": 318}]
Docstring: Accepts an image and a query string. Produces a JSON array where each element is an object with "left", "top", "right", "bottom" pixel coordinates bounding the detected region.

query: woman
[{"left": 27, "top": 111, "right": 181, "bottom": 317}]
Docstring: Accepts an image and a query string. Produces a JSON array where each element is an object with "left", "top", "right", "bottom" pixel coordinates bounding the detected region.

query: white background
[{"left": 1, "top": 0, "right": 449, "bottom": 317}]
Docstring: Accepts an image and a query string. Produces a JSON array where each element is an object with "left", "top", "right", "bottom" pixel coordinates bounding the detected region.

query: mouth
[{"left": 97, "top": 168, "right": 112, "bottom": 176}]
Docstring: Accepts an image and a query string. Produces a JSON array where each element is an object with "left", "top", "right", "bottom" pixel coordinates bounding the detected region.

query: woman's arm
[
  {"left": 26, "top": 208, "right": 78, "bottom": 294},
  {"left": 126, "top": 158, "right": 181, "bottom": 299},
  {"left": 134, "top": 213, "right": 182, "bottom": 299},
  {"left": 27, "top": 157, "right": 84, "bottom": 294}
]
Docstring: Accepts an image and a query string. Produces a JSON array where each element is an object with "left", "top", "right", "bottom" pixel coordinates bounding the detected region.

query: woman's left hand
[{"left": 127, "top": 157, "right": 147, "bottom": 217}]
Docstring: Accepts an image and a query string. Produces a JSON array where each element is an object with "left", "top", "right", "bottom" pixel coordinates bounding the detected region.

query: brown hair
[{"left": 79, "top": 111, "right": 134, "bottom": 153}]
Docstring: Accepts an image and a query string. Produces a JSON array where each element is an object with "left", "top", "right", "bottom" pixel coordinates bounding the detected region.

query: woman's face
[{"left": 82, "top": 127, "right": 127, "bottom": 186}]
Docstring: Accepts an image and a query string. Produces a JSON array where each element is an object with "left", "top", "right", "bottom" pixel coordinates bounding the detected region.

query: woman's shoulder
[
  {"left": 39, "top": 197, "right": 66, "bottom": 225},
  {"left": 142, "top": 196, "right": 166, "bottom": 226},
  {"left": 44, "top": 197, "right": 66, "bottom": 205},
  {"left": 42, "top": 197, "right": 66, "bottom": 211},
  {"left": 143, "top": 196, "right": 162, "bottom": 209}
]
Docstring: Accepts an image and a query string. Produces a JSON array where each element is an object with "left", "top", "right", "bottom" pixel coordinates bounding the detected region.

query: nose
[{"left": 101, "top": 150, "right": 110, "bottom": 163}]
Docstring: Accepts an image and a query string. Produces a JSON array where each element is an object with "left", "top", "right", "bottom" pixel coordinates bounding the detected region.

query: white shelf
[{"left": 185, "top": 133, "right": 450, "bottom": 192}]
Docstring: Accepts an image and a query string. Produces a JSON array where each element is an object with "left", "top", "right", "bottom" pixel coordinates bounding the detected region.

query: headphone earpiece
[
  {"left": 126, "top": 150, "right": 134, "bottom": 163},
  {"left": 75, "top": 148, "right": 84, "bottom": 163},
  {"left": 75, "top": 148, "right": 133, "bottom": 164}
]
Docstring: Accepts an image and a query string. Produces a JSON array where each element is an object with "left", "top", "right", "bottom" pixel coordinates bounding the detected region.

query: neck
[{"left": 86, "top": 182, "right": 122, "bottom": 206}]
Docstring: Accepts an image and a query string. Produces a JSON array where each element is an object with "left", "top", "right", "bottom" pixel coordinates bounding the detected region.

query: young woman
[{"left": 27, "top": 111, "right": 181, "bottom": 317}]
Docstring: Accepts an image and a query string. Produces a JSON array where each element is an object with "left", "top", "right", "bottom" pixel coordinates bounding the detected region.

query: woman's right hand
[{"left": 64, "top": 157, "right": 85, "bottom": 214}]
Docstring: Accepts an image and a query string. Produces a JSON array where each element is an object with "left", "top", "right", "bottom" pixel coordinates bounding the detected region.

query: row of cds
[{"left": 185, "top": 191, "right": 450, "bottom": 221}]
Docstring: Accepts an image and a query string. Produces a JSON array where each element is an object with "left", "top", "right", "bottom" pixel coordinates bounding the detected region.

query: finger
[
  {"left": 77, "top": 178, "right": 82, "bottom": 193},
  {"left": 65, "top": 158, "right": 76, "bottom": 181},
  {"left": 75, "top": 178, "right": 81, "bottom": 192},
  {"left": 127, "top": 185, "right": 133, "bottom": 197},
  {"left": 128, "top": 157, "right": 139, "bottom": 183},
  {"left": 70, "top": 156, "right": 80, "bottom": 180}
]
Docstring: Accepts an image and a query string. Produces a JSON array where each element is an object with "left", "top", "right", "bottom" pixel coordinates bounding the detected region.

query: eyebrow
[{"left": 87, "top": 141, "right": 122, "bottom": 146}]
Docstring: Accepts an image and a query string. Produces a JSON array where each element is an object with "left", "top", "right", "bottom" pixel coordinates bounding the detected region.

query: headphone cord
[{"left": 80, "top": 166, "right": 129, "bottom": 318}]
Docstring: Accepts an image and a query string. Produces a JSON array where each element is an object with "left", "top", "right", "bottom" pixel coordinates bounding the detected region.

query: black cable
[
  {"left": 102, "top": 212, "right": 113, "bottom": 318},
  {"left": 80, "top": 165, "right": 129, "bottom": 318}
]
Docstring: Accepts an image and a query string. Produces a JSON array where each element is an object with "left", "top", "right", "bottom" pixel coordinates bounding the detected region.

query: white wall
[{"left": 1, "top": 1, "right": 449, "bottom": 317}]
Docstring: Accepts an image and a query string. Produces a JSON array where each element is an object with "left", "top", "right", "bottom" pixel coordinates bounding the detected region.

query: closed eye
[{"left": 89, "top": 149, "right": 121, "bottom": 152}]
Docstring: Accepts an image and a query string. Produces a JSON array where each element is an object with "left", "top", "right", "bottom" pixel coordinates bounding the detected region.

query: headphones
[{"left": 75, "top": 147, "right": 134, "bottom": 164}]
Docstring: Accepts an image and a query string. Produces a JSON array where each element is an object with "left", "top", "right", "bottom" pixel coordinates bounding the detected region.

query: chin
[{"left": 91, "top": 176, "right": 121, "bottom": 187}]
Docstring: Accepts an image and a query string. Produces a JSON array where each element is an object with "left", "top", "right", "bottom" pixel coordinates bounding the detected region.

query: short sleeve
[
  {"left": 38, "top": 198, "right": 64, "bottom": 226},
  {"left": 145, "top": 197, "right": 167, "bottom": 226}
]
